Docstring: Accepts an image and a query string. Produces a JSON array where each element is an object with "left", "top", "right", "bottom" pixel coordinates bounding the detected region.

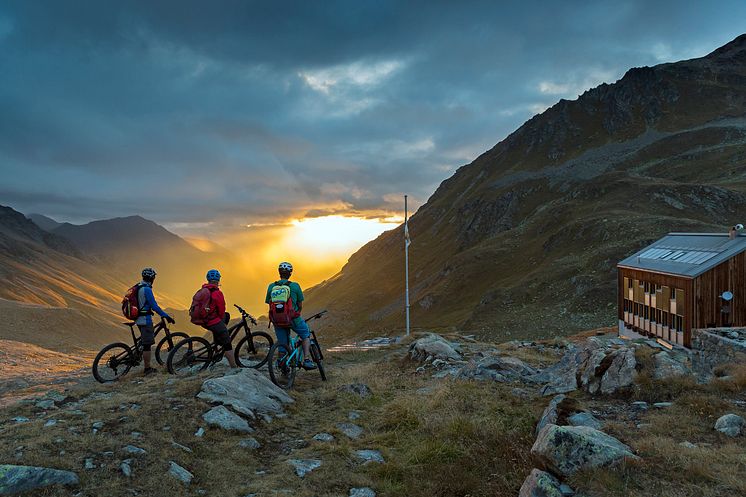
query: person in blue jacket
[{"left": 136, "top": 267, "right": 175, "bottom": 375}]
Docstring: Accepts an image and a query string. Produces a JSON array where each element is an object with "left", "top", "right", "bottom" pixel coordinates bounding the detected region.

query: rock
[
  {"left": 348, "top": 410, "right": 362, "bottom": 420},
  {"left": 679, "top": 441, "right": 697, "bottom": 449},
  {"left": 313, "top": 433, "right": 334, "bottom": 442},
  {"left": 518, "top": 468, "right": 563, "bottom": 497},
  {"left": 598, "top": 348, "right": 637, "bottom": 395},
  {"left": 567, "top": 412, "right": 603, "bottom": 430},
  {"left": 172, "top": 441, "right": 193, "bottom": 453},
  {"left": 559, "top": 483, "right": 574, "bottom": 496},
  {"left": 653, "top": 402, "right": 673, "bottom": 409},
  {"left": 123, "top": 445, "right": 146, "bottom": 456},
  {"left": 83, "top": 459, "right": 95, "bottom": 470},
  {"left": 197, "top": 369, "right": 293, "bottom": 419},
  {"left": 350, "top": 488, "right": 376, "bottom": 497},
  {"left": 194, "top": 427, "right": 205, "bottom": 437},
  {"left": 337, "top": 423, "right": 364, "bottom": 439},
  {"left": 653, "top": 352, "right": 689, "bottom": 379},
  {"left": 577, "top": 349, "right": 607, "bottom": 394},
  {"left": 531, "top": 424, "right": 639, "bottom": 477},
  {"left": 287, "top": 459, "right": 321, "bottom": 477},
  {"left": 44, "top": 420, "right": 57, "bottom": 428},
  {"left": 238, "top": 438, "right": 261, "bottom": 450},
  {"left": 131, "top": 431, "right": 143, "bottom": 439},
  {"left": 540, "top": 370, "right": 577, "bottom": 396},
  {"left": 120, "top": 461, "right": 132, "bottom": 477},
  {"left": 631, "top": 401, "right": 649, "bottom": 410},
  {"left": 35, "top": 400, "right": 56, "bottom": 410},
  {"left": 202, "top": 406, "right": 253, "bottom": 433},
  {"left": 714, "top": 414, "right": 745, "bottom": 437},
  {"left": 91, "top": 421, "right": 104, "bottom": 432},
  {"left": 339, "top": 383, "right": 372, "bottom": 398},
  {"left": 0, "top": 464, "right": 79, "bottom": 494},
  {"left": 409, "top": 333, "right": 461, "bottom": 362},
  {"left": 536, "top": 395, "right": 565, "bottom": 437},
  {"left": 354, "top": 449, "right": 384, "bottom": 464},
  {"left": 168, "top": 461, "right": 194, "bottom": 485},
  {"left": 11, "top": 417, "right": 29, "bottom": 424}
]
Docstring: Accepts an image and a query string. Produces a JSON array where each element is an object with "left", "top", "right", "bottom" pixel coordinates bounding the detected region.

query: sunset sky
[{"left": 2, "top": 1, "right": 746, "bottom": 281}]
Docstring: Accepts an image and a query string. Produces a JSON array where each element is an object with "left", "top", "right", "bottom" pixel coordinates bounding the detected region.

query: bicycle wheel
[
  {"left": 268, "top": 343, "right": 296, "bottom": 389},
  {"left": 92, "top": 342, "right": 135, "bottom": 383},
  {"left": 167, "top": 337, "right": 213, "bottom": 375},
  {"left": 155, "top": 332, "right": 189, "bottom": 365},
  {"left": 235, "top": 332, "right": 273, "bottom": 368},
  {"left": 310, "top": 342, "right": 327, "bottom": 381}
]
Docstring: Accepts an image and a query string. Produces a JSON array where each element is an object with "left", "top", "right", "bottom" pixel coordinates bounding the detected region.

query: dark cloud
[{"left": 0, "top": 0, "right": 744, "bottom": 237}]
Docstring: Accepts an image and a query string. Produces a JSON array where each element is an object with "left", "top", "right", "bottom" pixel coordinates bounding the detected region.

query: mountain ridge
[{"left": 306, "top": 34, "right": 746, "bottom": 341}]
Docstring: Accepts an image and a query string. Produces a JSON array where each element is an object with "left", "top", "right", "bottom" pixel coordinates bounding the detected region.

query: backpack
[
  {"left": 121, "top": 283, "right": 143, "bottom": 320},
  {"left": 268, "top": 281, "right": 297, "bottom": 327},
  {"left": 189, "top": 286, "right": 218, "bottom": 326}
]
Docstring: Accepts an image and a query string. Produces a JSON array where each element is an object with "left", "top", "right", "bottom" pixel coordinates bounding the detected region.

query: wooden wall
[
  {"left": 617, "top": 267, "right": 692, "bottom": 347},
  {"left": 693, "top": 251, "right": 746, "bottom": 329}
]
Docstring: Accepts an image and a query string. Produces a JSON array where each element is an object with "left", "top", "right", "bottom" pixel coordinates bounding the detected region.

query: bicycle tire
[
  {"left": 155, "top": 332, "right": 189, "bottom": 365},
  {"left": 268, "top": 343, "right": 296, "bottom": 389},
  {"left": 167, "top": 336, "right": 213, "bottom": 375},
  {"left": 92, "top": 342, "right": 135, "bottom": 383},
  {"left": 235, "top": 332, "right": 273, "bottom": 369},
  {"left": 310, "top": 342, "right": 327, "bottom": 381}
]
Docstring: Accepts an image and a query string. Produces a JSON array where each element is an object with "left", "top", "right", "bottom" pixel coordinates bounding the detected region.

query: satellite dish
[{"left": 722, "top": 291, "right": 734, "bottom": 301}]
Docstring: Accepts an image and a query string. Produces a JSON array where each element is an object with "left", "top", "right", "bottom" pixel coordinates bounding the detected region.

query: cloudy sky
[{"left": 1, "top": 0, "right": 745, "bottom": 239}]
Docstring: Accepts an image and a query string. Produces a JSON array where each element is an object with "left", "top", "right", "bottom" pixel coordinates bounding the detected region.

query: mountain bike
[
  {"left": 267, "top": 310, "right": 327, "bottom": 389},
  {"left": 92, "top": 317, "right": 188, "bottom": 383},
  {"left": 166, "top": 304, "right": 273, "bottom": 375}
]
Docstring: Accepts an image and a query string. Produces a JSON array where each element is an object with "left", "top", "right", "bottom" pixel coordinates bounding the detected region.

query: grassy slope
[
  {"left": 0, "top": 335, "right": 744, "bottom": 497},
  {"left": 306, "top": 37, "right": 746, "bottom": 343}
]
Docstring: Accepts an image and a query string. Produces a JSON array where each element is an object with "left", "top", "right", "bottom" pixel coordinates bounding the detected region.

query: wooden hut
[{"left": 617, "top": 232, "right": 746, "bottom": 348}]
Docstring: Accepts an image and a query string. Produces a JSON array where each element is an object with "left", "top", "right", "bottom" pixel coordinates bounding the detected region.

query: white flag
[{"left": 404, "top": 222, "right": 411, "bottom": 247}]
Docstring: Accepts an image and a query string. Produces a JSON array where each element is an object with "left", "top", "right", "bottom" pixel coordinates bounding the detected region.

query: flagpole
[{"left": 404, "top": 195, "right": 410, "bottom": 336}]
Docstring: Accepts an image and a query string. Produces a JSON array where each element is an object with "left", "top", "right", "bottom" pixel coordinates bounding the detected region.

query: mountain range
[{"left": 306, "top": 34, "right": 746, "bottom": 341}]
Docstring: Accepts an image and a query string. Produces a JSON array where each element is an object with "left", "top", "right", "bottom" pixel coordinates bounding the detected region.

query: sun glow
[{"left": 287, "top": 215, "right": 400, "bottom": 252}]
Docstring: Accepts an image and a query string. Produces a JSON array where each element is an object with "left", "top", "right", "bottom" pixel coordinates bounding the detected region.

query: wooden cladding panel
[{"left": 693, "top": 251, "right": 746, "bottom": 329}]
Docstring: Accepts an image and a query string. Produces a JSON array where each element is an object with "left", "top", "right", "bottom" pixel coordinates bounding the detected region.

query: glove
[{"left": 166, "top": 315, "right": 176, "bottom": 325}]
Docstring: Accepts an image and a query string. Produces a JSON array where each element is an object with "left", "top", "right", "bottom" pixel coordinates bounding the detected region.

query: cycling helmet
[
  {"left": 206, "top": 269, "right": 221, "bottom": 282},
  {"left": 141, "top": 267, "right": 157, "bottom": 281},
  {"left": 278, "top": 262, "right": 293, "bottom": 273}
]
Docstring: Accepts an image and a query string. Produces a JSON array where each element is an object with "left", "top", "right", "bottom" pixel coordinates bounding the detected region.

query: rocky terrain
[
  {"left": 307, "top": 34, "right": 746, "bottom": 341},
  {"left": 0, "top": 330, "right": 744, "bottom": 496}
]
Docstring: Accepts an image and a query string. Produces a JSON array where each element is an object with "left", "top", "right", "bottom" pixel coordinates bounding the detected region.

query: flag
[{"left": 404, "top": 221, "right": 411, "bottom": 247}]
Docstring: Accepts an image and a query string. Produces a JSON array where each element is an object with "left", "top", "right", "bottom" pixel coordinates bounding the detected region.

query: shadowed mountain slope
[{"left": 307, "top": 35, "right": 746, "bottom": 342}]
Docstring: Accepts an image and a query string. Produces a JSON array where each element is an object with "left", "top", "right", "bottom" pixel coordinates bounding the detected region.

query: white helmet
[{"left": 278, "top": 262, "right": 293, "bottom": 273}]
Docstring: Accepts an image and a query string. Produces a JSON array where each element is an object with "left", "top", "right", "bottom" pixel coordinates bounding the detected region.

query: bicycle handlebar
[
  {"left": 304, "top": 310, "right": 328, "bottom": 322},
  {"left": 233, "top": 304, "right": 258, "bottom": 325}
]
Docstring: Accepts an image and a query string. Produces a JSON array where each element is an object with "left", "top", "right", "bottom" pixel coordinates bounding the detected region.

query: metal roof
[{"left": 617, "top": 233, "right": 746, "bottom": 278}]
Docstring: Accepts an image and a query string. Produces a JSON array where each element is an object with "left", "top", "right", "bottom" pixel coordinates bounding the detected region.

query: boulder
[
  {"left": 653, "top": 352, "right": 689, "bottom": 379},
  {"left": 531, "top": 424, "right": 639, "bottom": 477},
  {"left": 714, "top": 414, "right": 745, "bottom": 437},
  {"left": 202, "top": 406, "right": 253, "bottom": 433},
  {"left": 287, "top": 459, "right": 321, "bottom": 478},
  {"left": 354, "top": 449, "right": 385, "bottom": 464},
  {"left": 518, "top": 468, "right": 564, "bottom": 497},
  {"left": 409, "top": 334, "right": 461, "bottom": 362},
  {"left": 238, "top": 438, "right": 261, "bottom": 449},
  {"left": 598, "top": 348, "right": 637, "bottom": 395},
  {"left": 313, "top": 433, "right": 334, "bottom": 442},
  {"left": 337, "top": 423, "right": 364, "bottom": 439},
  {"left": 567, "top": 412, "right": 603, "bottom": 430},
  {"left": 168, "top": 461, "right": 193, "bottom": 485},
  {"left": 350, "top": 488, "right": 376, "bottom": 497},
  {"left": 535, "top": 395, "right": 565, "bottom": 437},
  {"left": 197, "top": 369, "right": 293, "bottom": 419},
  {"left": 0, "top": 465, "right": 79, "bottom": 494},
  {"left": 540, "top": 369, "right": 578, "bottom": 396}
]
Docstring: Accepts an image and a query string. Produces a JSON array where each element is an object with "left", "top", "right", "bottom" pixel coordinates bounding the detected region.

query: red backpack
[
  {"left": 189, "top": 287, "right": 218, "bottom": 326},
  {"left": 121, "top": 283, "right": 143, "bottom": 320},
  {"left": 268, "top": 281, "right": 298, "bottom": 327}
]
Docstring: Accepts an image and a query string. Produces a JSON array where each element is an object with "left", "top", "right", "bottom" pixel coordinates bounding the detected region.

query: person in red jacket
[{"left": 202, "top": 269, "right": 237, "bottom": 368}]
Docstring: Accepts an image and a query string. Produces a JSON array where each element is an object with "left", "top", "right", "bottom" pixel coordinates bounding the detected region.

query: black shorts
[
  {"left": 207, "top": 322, "right": 232, "bottom": 347},
  {"left": 137, "top": 324, "right": 155, "bottom": 347}
]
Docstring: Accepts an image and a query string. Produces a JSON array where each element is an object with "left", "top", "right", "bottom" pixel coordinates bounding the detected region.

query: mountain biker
[
  {"left": 199, "top": 269, "right": 238, "bottom": 368},
  {"left": 136, "top": 267, "right": 175, "bottom": 375},
  {"left": 265, "top": 262, "right": 316, "bottom": 370}
]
